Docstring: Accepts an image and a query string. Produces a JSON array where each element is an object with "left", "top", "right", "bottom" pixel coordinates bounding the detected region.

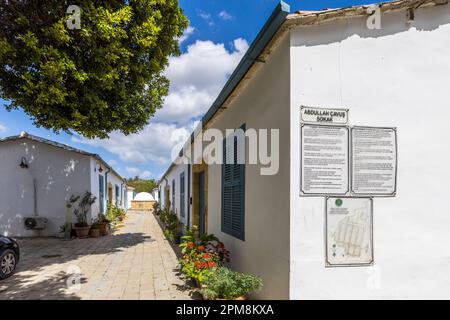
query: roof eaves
[{"left": 285, "top": 0, "right": 449, "bottom": 27}]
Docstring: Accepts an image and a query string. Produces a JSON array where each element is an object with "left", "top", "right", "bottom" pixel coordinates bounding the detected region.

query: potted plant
[
  {"left": 97, "top": 213, "right": 110, "bottom": 236},
  {"left": 73, "top": 191, "right": 96, "bottom": 238},
  {"left": 199, "top": 267, "right": 263, "bottom": 300},
  {"left": 90, "top": 224, "right": 100, "bottom": 238},
  {"left": 117, "top": 208, "right": 126, "bottom": 221},
  {"left": 162, "top": 210, "right": 182, "bottom": 244}
]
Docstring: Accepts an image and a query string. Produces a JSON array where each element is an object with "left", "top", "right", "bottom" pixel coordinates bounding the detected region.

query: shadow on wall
[{"left": 0, "top": 232, "right": 151, "bottom": 300}]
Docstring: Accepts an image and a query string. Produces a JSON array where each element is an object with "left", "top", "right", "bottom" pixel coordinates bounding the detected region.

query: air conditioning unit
[{"left": 24, "top": 217, "right": 48, "bottom": 230}]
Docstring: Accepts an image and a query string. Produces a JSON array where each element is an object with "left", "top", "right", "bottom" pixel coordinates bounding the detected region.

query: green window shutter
[{"left": 221, "top": 125, "right": 245, "bottom": 241}]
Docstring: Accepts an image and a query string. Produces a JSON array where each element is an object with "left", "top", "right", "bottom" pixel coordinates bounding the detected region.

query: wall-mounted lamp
[
  {"left": 19, "top": 157, "right": 29, "bottom": 169},
  {"left": 95, "top": 163, "right": 104, "bottom": 173}
]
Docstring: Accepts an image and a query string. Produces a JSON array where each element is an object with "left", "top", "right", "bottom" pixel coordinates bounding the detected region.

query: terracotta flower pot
[
  {"left": 90, "top": 227, "right": 100, "bottom": 238},
  {"left": 74, "top": 226, "right": 90, "bottom": 238},
  {"left": 98, "top": 222, "right": 109, "bottom": 235}
]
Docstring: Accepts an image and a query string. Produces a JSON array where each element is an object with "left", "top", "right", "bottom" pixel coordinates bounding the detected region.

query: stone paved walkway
[{"left": 0, "top": 211, "right": 195, "bottom": 300}]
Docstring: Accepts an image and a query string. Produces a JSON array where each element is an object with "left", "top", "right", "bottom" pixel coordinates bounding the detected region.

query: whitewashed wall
[
  {"left": 290, "top": 4, "right": 450, "bottom": 299},
  {"left": 0, "top": 139, "right": 91, "bottom": 236},
  {"left": 126, "top": 189, "right": 135, "bottom": 209}
]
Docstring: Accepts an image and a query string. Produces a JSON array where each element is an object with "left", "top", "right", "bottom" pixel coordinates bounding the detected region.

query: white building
[
  {"left": 0, "top": 132, "right": 127, "bottom": 237},
  {"left": 151, "top": 188, "right": 159, "bottom": 203},
  {"left": 158, "top": 0, "right": 450, "bottom": 299},
  {"left": 126, "top": 186, "right": 136, "bottom": 209}
]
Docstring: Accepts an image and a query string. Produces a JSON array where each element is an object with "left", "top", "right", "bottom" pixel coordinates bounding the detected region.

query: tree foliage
[
  {"left": 126, "top": 176, "right": 157, "bottom": 193},
  {"left": 0, "top": 0, "right": 187, "bottom": 138}
]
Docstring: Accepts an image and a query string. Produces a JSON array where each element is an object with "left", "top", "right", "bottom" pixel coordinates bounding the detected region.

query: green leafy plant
[
  {"left": 164, "top": 229, "right": 177, "bottom": 243},
  {"left": 179, "top": 227, "right": 230, "bottom": 284},
  {"left": 199, "top": 267, "right": 263, "bottom": 300},
  {"left": 153, "top": 201, "right": 160, "bottom": 215},
  {"left": 59, "top": 224, "right": 67, "bottom": 233},
  {"left": 73, "top": 191, "right": 96, "bottom": 227},
  {"left": 0, "top": 1, "right": 188, "bottom": 138},
  {"left": 66, "top": 195, "right": 80, "bottom": 209},
  {"left": 159, "top": 208, "right": 181, "bottom": 243},
  {"left": 97, "top": 213, "right": 110, "bottom": 223},
  {"left": 106, "top": 203, "right": 125, "bottom": 222},
  {"left": 126, "top": 177, "right": 158, "bottom": 193}
]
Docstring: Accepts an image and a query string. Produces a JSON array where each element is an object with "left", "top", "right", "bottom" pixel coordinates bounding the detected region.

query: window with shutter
[
  {"left": 221, "top": 124, "right": 245, "bottom": 241},
  {"left": 180, "top": 172, "right": 185, "bottom": 218}
]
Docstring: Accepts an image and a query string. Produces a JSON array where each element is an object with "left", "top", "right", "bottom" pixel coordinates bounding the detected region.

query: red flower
[
  {"left": 203, "top": 253, "right": 211, "bottom": 259},
  {"left": 197, "top": 245, "right": 205, "bottom": 251},
  {"left": 187, "top": 242, "right": 194, "bottom": 249},
  {"left": 201, "top": 262, "right": 208, "bottom": 269},
  {"left": 217, "top": 242, "right": 224, "bottom": 249},
  {"left": 208, "top": 261, "right": 216, "bottom": 268}
]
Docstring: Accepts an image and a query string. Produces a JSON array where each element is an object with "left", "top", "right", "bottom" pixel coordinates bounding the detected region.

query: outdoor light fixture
[
  {"left": 19, "top": 157, "right": 29, "bottom": 169},
  {"left": 95, "top": 163, "right": 103, "bottom": 173}
]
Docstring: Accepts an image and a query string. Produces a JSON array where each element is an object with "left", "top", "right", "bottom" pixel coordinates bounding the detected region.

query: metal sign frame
[
  {"left": 325, "top": 196, "right": 374, "bottom": 267},
  {"left": 301, "top": 105, "right": 349, "bottom": 125},
  {"left": 350, "top": 126, "right": 398, "bottom": 197},
  {"left": 300, "top": 123, "right": 350, "bottom": 196}
]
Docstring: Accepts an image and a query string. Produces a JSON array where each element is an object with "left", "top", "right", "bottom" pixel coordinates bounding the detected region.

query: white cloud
[
  {"left": 108, "top": 159, "right": 118, "bottom": 167},
  {"left": 198, "top": 11, "right": 211, "bottom": 20},
  {"left": 126, "top": 167, "right": 152, "bottom": 179},
  {"left": 74, "top": 38, "right": 249, "bottom": 166},
  {"left": 0, "top": 123, "right": 7, "bottom": 132},
  {"left": 73, "top": 121, "right": 193, "bottom": 165},
  {"left": 178, "top": 26, "right": 195, "bottom": 44},
  {"left": 157, "top": 38, "right": 249, "bottom": 123},
  {"left": 197, "top": 10, "right": 214, "bottom": 26},
  {"left": 218, "top": 10, "right": 234, "bottom": 21},
  {"left": 141, "top": 171, "right": 152, "bottom": 179}
]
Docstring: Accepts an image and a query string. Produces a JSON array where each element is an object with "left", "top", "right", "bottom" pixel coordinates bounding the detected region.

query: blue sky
[{"left": 0, "top": 0, "right": 377, "bottom": 180}]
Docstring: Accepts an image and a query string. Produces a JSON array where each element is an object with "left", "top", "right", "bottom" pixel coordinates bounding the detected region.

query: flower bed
[{"left": 178, "top": 227, "right": 262, "bottom": 299}]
